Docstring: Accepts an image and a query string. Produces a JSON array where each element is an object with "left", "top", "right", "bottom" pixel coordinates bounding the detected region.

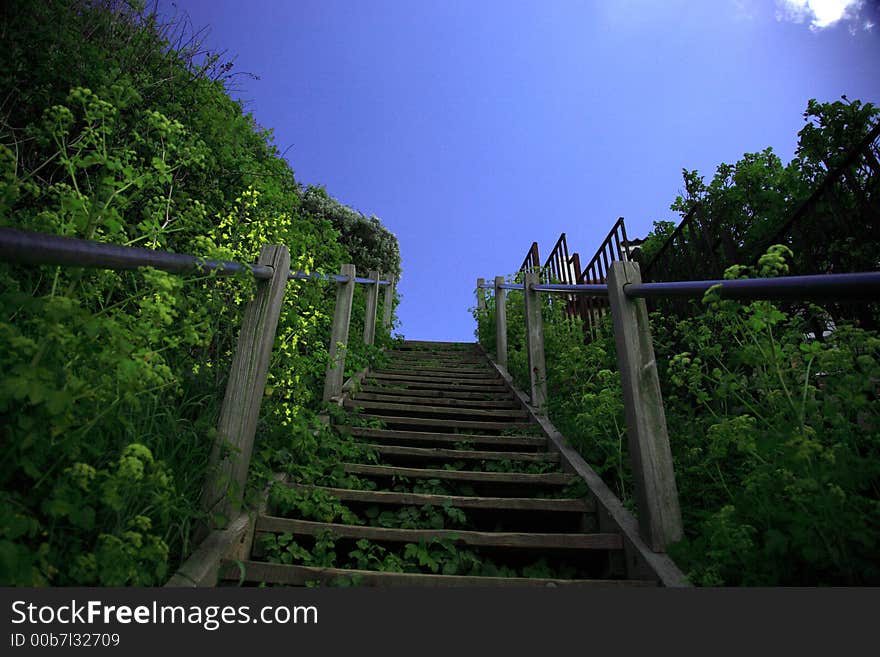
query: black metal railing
[
  {"left": 640, "top": 121, "right": 880, "bottom": 331},
  {"left": 479, "top": 271, "right": 880, "bottom": 301},
  {"left": 477, "top": 261, "right": 880, "bottom": 555},
  {"left": 519, "top": 241, "right": 541, "bottom": 274},
  {"left": 0, "top": 227, "right": 392, "bottom": 286}
]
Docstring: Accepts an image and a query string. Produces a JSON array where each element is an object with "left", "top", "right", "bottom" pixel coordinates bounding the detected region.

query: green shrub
[
  {"left": 0, "top": 1, "right": 400, "bottom": 585},
  {"left": 477, "top": 246, "right": 880, "bottom": 585}
]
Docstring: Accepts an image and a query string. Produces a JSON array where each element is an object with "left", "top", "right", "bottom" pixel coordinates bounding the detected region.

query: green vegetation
[
  {"left": 257, "top": 532, "right": 578, "bottom": 580},
  {"left": 0, "top": 1, "right": 400, "bottom": 585},
  {"left": 476, "top": 99, "right": 880, "bottom": 585}
]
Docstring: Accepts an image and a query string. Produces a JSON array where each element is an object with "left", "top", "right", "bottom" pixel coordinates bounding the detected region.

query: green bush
[
  {"left": 476, "top": 247, "right": 880, "bottom": 585},
  {"left": 0, "top": 1, "right": 400, "bottom": 585}
]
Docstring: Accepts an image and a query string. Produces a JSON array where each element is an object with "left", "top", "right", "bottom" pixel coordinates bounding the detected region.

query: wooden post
[
  {"left": 323, "top": 263, "right": 356, "bottom": 402},
  {"left": 607, "top": 260, "right": 683, "bottom": 551},
  {"left": 202, "top": 245, "right": 290, "bottom": 526},
  {"left": 523, "top": 271, "right": 547, "bottom": 409},
  {"left": 476, "top": 277, "right": 486, "bottom": 311},
  {"left": 494, "top": 275, "right": 507, "bottom": 369},
  {"left": 363, "top": 269, "right": 380, "bottom": 345},
  {"left": 382, "top": 275, "right": 396, "bottom": 329}
]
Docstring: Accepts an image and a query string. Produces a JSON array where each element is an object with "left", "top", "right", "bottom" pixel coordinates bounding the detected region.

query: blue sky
[{"left": 159, "top": 0, "right": 879, "bottom": 341}]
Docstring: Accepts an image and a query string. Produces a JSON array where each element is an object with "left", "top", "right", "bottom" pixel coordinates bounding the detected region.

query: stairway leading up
[{"left": 221, "top": 340, "right": 677, "bottom": 587}]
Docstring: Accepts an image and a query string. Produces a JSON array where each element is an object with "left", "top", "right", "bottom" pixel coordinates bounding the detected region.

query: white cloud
[{"left": 776, "top": 0, "right": 865, "bottom": 31}]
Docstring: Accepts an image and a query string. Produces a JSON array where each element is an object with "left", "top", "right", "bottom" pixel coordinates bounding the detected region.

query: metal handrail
[
  {"left": 478, "top": 271, "right": 880, "bottom": 300},
  {"left": 290, "top": 271, "right": 391, "bottom": 285},
  {"left": 0, "top": 227, "right": 391, "bottom": 285}
]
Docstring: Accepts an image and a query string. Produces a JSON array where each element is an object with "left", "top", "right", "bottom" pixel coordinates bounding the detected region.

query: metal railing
[
  {"left": 573, "top": 216, "right": 630, "bottom": 339},
  {"left": 515, "top": 218, "right": 632, "bottom": 338},
  {"left": 519, "top": 241, "right": 541, "bottom": 273},
  {"left": 0, "top": 227, "right": 392, "bottom": 285},
  {"left": 1, "top": 226, "right": 396, "bottom": 538},
  {"left": 476, "top": 264, "right": 880, "bottom": 553},
  {"left": 640, "top": 120, "right": 880, "bottom": 330}
]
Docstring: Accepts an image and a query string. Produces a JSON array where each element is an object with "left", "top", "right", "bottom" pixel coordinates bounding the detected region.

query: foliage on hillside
[
  {"left": 0, "top": 0, "right": 399, "bottom": 585},
  {"left": 475, "top": 99, "right": 880, "bottom": 585},
  {"left": 642, "top": 98, "right": 879, "bottom": 286},
  {"left": 301, "top": 186, "right": 401, "bottom": 280}
]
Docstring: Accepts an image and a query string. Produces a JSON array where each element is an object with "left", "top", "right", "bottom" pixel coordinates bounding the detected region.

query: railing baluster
[
  {"left": 323, "top": 264, "right": 356, "bottom": 402},
  {"left": 606, "top": 261, "right": 683, "bottom": 551},
  {"left": 363, "top": 269, "right": 380, "bottom": 345},
  {"left": 523, "top": 271, "right": 548, "bottom": 409},
  {"left": 494, "top": 275, "right": 508, "bottom": 369},
  {"left": 382, "top": 275, "right": 396, "bottom": 329},
  {"left": 202, "top": 244, "right": 291, "bottom": 527},
  {"left": 476, "top": 277, "right": 486, "bottom": 311}
]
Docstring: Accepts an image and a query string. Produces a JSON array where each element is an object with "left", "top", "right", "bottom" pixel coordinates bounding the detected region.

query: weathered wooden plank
[
  {"left": 384, "top": 353, "right": 486, "bottom": 363},
  {"left": 495, "top": 275, "right": 508, "bottom": 369},
  {"left": 362, "top": 269, "right": 380, "bottom": 345},
  {"left": 399, "top": 340, "right": 478, "bottom": 350},
  {"left": 351, "top": 392, "right": 522, "bottom": 409},
  {"left": 255, "top": 516, "right": 623, "bottom": 550},
  {"left": 339, "top": 427, "right": 546, "bottom": 449},
  {"left": 219, "top": 560, "right": 656, "bottom": 588},
  {"left": 384, "top": 364, "right": 489, "bottom": 373},
  {"left": 343, "top": 399, "right": 528, "bottom": 419},
  {"left": 356, "top": 414, "right": 534, "bottom": 431},
  {"left": 356, "top": 385, "right": 513, "bottom": 400},
  {"left": 523, "top": 271, "right": 548, "bottom": 409},
  {"left": 382, "top": 360, "right": 487, "bottom": 369},
  {"left": 376, "top": 366, "right": 498, "bottom": 378},
  {"left": 369, "top": 372, "right": 503, "bottom": 385},
  {"left": 364, "top": 380, "right": 509, "bottom": 394},
  {"left": 607, "top": 261, "right": 683, "bottom": 552},
  {"left": 202, "top": 245, "right": 290, "bottom": 525},
  {"left": 343, "top": 463, "right": 573, "bottom": 485},
  {"left": 480, "top": 343, "right": 690, "bottom": 587},
  {"left": 323, "top": 263, "right": 356, "bottom": 402},
  {"left": 371, "top": 444, "right": 558, "bottom": 463},
  {"left": 381, "top": 275, "right": 395, "bottom": 329},
  {"left": 288, "top": 484, "right": 593, "bottom": 512},
  {"left": 165, "top": 513, "right": 252, "bottom": 587}
]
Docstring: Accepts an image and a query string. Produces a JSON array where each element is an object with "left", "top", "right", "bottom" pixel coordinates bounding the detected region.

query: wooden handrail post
[
  {"left": 607, "top": 260, "right": 683, "bottom": 551},
  {"left": 363, "top": 269, "right": 380, "bottom": 345},
  {"left": 523, "top": 271, "right": 547, "bottom": 409},
  {"left": 494, "top": 275, "right": 508, "bottom": 369},
  {"left": 382, "top": 275, "right": 396, "bottom": 329},
  {"left": 476, "top": 277, "right": 486, "bottom": 311},
  {"left": 202, "top": 245, "right": 290, "bottom": 527},
  {"left": 323, "top": 263, "right": 356, "bottom": 402}
]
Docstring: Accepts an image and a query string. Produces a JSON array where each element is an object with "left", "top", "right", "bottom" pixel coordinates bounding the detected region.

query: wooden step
[
  {"left": 255, "top": 516, "right": 623, "bottom": 551},
  {"left": 219, "top": 561, "right": 656, "bottom": 588},
  {"left": 377, "top": 367, "right": 498, "bottom": 378},
  {"left": 384, "top": 359, "right": 490, "bottom": 368},
  {"left": 399, "top": 341, "right": 477, "bottom": 349},
  {"left": 371, "top": 444, "right": 559, "bottom": 464},
  {"left": 390, "top": 347, "right": 482, "bottom": 358},
  {"left": 344, "top": 463, "right": 574, "bottom": 486},
  {"left": 352, "top": 414, "right": 534, "bottom": 432},
  {"left": 340, "top": 427, "right": 546, "bottom": 450},
  {"left": 357, "top": 385, "right": 513, "bottom": 400},
  {"left": 369, "top": 372, "right": 504, "bottom": 386},
  {"left": 366, "top": 381, "right": 509, "bottom": 394},
  {"left": 386, "top": 358, "right": 487, "bottom": 367},
  {"left": 351, "top": 392, "right": 522, "bottom": 409},
  {"left": 289, "top": 484, "right": 593, "bottom": 513},
  {"left": 344, "top": 399, "right": 528, "bottom": 420},
  {"left": 352, "top": 414, "right": 537, "bottom": 431}
]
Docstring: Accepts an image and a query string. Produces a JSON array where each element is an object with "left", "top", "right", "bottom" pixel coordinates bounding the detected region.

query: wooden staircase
[{"left": 220, "top": 340, "right": 672, "bottom": 587}]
